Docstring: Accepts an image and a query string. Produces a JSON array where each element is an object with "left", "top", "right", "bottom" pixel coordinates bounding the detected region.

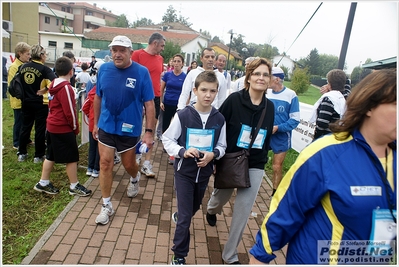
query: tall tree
[
  {"left": 306, "top": 48, "right": 322, "bottom": 76},
  {"left": 318, "top": 54, "right": 339, "bottom": 77},
  {"left": 131, "top": 18, "right": 155, "bottom": 28},
  {"left": 106, "top": 14, "right": 130, "bottom": 28},
  {"left": 162, "top": 5, "right": 178, "bottom": 23},
  {"left": 162, "top": 5, "right": 192, "bottom": 27}
]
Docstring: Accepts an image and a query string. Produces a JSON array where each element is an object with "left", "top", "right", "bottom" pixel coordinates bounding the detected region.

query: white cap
[
  {"left": 272, "top": 67, "right": 285, "bottom": 79},
  {"left": 108, "top": 35, "right": 132, "bottom": 48}
]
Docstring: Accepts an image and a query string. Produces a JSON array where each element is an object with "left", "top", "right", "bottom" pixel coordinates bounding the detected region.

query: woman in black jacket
[{"left": 206, "top": 58, "right": 275, "bottom": 264}]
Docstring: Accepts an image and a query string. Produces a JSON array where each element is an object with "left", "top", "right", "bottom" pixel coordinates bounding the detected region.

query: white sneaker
[
  {"left": 127, "top": 173, "right": 140, "bottom": 198},
  {"left": 95, "top": 204, "right": 115, "bottom": 225},
  {"left": 141, "top": 163, "right": 155, "bottom": 178}
]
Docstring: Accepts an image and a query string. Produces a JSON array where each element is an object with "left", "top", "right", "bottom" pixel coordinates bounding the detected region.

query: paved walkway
[{"left": 21, "top": 140, "right": 287, "bottom": 265}]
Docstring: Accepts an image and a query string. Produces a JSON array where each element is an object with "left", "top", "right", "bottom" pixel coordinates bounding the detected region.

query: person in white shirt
[
  {"left": 232, "top": 57, "right": 258, "bottom": 93},
  {"left": 75, "top": 62, "right": 90, "bottom": 89},
  {"left": 214, "top": 54, "right": 231, "bottom": 93},
  {"left": 177, "top": 48, "right": 227, "bottom": 110}
]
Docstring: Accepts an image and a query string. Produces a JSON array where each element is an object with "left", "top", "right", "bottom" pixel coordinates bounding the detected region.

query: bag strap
[{"left": 248, "top": 97, "right": 267, "bottom": 150}]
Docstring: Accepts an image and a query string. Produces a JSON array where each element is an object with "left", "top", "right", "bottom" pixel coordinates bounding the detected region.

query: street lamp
[{"left": 226, "top": 29, "right": 234, "bottom": 72}]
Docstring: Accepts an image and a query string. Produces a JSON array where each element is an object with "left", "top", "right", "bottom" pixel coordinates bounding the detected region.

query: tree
[
  {"left": 162, "top": 5, "right": 178, "bottom": 23},
  {"left": 306, "top": 48, "right": 322, "bottom": 76},
  {"left": 131, "top": 17, "right": 155, "bottom": 28},
  {"left": 162, "top": 5, "right": 192, "bottom": 27},
  {"left": 161, "top": 41, "right": 184, "bottom": 64},
  {"left": 178, "top": 14, "right": 192, "bottom": 27},
  {"left": 199, "top": 30, "right": 211, "bottom": 39},
  {"left": 255, "top": 43, "right": 279, "bottom": 60},
  {"left": 228, "top": 34, "right": 246, "bottom": 55},
  {"left": 291, "top": 67, "right": 311, "bottom": 95},
  {"left": 211, "top": 36, "right": 222, "bottom": 43},
  {"left": 106, "top": 14, "right": 130, "bottom": 28},
  {"left": 318, "top": 54, "right": 339, "bottom": 77}
]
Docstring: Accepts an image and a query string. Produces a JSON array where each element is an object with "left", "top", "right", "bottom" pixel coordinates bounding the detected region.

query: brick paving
[{"left": 22, "top": 140, "right": 287, "bottom": 265}]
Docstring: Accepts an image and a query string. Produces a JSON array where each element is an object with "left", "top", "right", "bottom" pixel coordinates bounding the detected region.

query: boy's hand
[{"left": 196, "top": 151, "right": 214, "bottom": 168}]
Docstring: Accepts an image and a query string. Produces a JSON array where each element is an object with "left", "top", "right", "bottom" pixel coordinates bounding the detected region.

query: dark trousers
[
  {"left": 88, "top": 131, "right": 100, "bottom": 171},
  {"left": 18, "top": 102, "right": 48, "bottom": 157},
  {"left": 171, "top": 173, "right": 209, "bottom": 257},
  {"left": 3, "top": 82, "right": 7, "bottom": 98},
  {"left": 13, "top": 108, "right": 23, "bottom": 147},
  {"left": 162, "top": 103, "right": 178, "bottom": 133}
]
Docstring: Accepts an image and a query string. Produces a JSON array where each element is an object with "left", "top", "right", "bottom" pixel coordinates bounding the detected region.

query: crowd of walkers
[{"left": 6, "top": 33, "right": 396, "bottom": 265}]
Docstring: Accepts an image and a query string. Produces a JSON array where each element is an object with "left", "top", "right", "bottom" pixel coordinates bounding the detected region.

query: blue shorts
[{"left": 270, "top": 132, "right": 291, "bottom": 154}]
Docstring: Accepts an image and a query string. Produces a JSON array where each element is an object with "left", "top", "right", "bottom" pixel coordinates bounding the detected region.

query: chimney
[{"left": 93, "top": 3, "right": 96, "bottom": 7}]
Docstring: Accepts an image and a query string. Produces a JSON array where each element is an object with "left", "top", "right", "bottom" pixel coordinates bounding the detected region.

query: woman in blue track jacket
[{"left": 250, "top": 69, "right": 397, "bottom": 264}]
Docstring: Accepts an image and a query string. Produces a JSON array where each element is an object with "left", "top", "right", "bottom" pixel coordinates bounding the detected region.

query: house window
[
  {"left": 56, "top": 19, "right": 59, "bottom": 26},
  {"left": 103, "top": 14, "right": 105, "bottom": 19},
  {"left": 61, "top": 7, "right": 65, "bottom": 11},
  {"left": 87, "top": 23, "right": 90, "bottom": 28},
  {"left": 64, "top": 42, "right": 73, "bottom": 49},
  {"left": 48, "top": 41, "right": 57, "bottom": 47},
  {"left": 45, "top": 16, "right": 50, "bottom": 24},
  {"left": 86, "top": 11, "right": 93, "bottom": 16},
  {"left": 186, "top": 54, "right": 191, "bottom": 67}
]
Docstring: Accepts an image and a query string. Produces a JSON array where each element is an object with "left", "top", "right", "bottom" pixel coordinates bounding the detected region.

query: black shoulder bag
[{"left": 214, "top": 100, "right": 267, "bottom": 189}]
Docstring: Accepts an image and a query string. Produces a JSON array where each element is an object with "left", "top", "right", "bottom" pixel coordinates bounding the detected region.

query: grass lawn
[{"left": 2, "top": 99, "right": 90, "bottom": 264}]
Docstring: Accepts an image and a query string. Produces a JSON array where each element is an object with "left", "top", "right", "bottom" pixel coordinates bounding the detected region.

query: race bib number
[{"left": 186, "top": 128, "right": 214, "bottom": 152}]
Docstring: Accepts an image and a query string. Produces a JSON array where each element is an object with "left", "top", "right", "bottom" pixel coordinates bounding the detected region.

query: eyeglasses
[{"left": 251, "top": 72, "right": 270, "bottom": 78}]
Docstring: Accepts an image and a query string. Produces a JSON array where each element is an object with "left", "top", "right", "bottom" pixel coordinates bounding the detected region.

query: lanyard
[{"left": 378, "top": 148, "right": 396, "bottom": 224}]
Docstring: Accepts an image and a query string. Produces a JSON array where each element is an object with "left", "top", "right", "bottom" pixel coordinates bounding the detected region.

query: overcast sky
[{"left": 91, "top": 1, "right": 398, "bottom": 73}]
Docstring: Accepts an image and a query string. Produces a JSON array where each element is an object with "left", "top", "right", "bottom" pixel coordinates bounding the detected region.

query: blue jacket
[{"left": 250, "top": 129, "right": 397, "bottom": 264}]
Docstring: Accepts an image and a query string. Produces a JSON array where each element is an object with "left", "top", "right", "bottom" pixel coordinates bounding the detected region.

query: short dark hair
[
  {"left": 62, "top": 51, "right": 75, "bottom": 59},
  {"left": 55, "top": 56, "right": 73, "bottom": 76},
  {"left": 194, "top": 70, "right": 219, "bottom": 89},
  {"left": 327, "top": 69, "right": 346, "bottom": 91},
  {"left": 149, "top": 32, "right": 165, "bottom": 45},
  {"left": 81, "top": 62, "right": 89, "bottom": 71},
  {"left": 201, "top": 48, "right": 215, "bottom": 57}
]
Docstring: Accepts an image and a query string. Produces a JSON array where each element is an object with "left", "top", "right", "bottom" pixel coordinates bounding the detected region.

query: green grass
[
  {"left": 2, "top": 99, "right": 89, "bottom": 264},
  {"left": 284, "top": 81, "right": 320, "bottom": 105}
]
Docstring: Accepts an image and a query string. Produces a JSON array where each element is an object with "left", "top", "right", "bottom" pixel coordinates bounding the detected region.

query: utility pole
[{"left": 338, "top": 2, "right": 357, "bottom": 70}]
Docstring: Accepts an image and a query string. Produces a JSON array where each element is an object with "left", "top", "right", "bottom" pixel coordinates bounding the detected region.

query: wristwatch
[{"left": 145, "top": 129, "right": 153, "bottom": 133}]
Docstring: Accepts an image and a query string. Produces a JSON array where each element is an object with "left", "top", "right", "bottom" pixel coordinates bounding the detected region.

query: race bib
[
  {"left": 186, "top": 128, "right": 214, "bottom": 152},
  {"left": 236, "top": 124, "right": 267, "bottom": 149},
  {"left": 367, "top": 209, "right": 396, "bottom": 255}
]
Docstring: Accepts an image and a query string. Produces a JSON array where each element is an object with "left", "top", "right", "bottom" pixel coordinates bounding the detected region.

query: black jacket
[
  {"left": 219, "top": 89, "right": 274, "bottom": 169},
  {"left": 174, "top": 105, "right": 225, "bottom": 181}
]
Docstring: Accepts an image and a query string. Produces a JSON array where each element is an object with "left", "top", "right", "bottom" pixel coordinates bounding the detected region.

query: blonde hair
[
  {"left": 30, "top": 44, "right": 45, "bottom": 60},
  {"left": 14, "top": 42, "right": 31, "bottom": 59}
]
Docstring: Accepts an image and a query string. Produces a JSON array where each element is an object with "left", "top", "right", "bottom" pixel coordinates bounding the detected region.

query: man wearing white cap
[
  {"left": 93, "top": 35, "right": 156, "bottom": 225},
  {"left": 266, "top": 66, "right": 300, "bottom": 198}
]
